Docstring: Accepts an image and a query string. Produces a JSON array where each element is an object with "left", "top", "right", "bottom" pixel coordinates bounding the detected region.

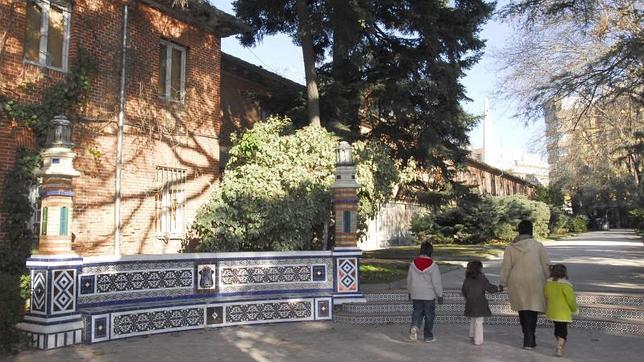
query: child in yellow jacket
[{"left": 544, "top": 264, "right": 578, "bottom": 357}]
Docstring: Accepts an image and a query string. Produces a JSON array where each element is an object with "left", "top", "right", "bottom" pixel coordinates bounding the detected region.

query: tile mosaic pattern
[
  {"left": 111, "top": 307, "right": 204, "bottom": 339},
  {"left": 31, "top": 270, "right": 47, "bottom": 314},
  {"left": 91, "top": 298, "right": 321, "bottom": 342},
  {"left": 225, "top": 300, "right": 313, "bottom": 324},
  {"left": 220, "top": 265, "right": 311, "bottom": 285},
  {"left": 336, "top": 257, "right": 358, "bottom": 293},
  {"left": 51, "top": 269, "right": 75, "bottom": 314},
  {"left": 78, "top": 262, "right": 194, "bottom": 305},
  {"left": 96, "top": 269, "right": 193, "bottom": 293},
  {"left": 218, "top": 258, "right": 333, "bottom": 294}
]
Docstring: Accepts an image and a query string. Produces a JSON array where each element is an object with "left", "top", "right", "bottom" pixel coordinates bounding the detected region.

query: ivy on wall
[{"left": 0, "top": 48, "right": 96, "bottom": 354}]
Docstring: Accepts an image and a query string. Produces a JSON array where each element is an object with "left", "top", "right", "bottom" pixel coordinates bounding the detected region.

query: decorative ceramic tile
[
  {"left": 51, "top": 269, "right": 75, "bottom": 315},
  {"left": 111, "top": 307, "right": 204, "bottom": 339},
  {"left": 220, "top": 265, "right": 311, "bottom": 285},
  {"left": 225, "top": 300, "right": 313, "bottom": 324},
  {"left": 206, "top": 306, "right": 224, "bottom": 325},
  {"left": 312, "top": 265, "right": 327, "bottom": 281},
  {"left": 217, "top": 258, "right": 333, "bottom": 294},
  {"left": 316, "top": 298, "right": 332, "bottom": 320},
  {"left": 336, "top": 258, "right": 358, "bottom": 293},
  {"left": 197, "top": 264, "right": 217, "bottom": 291},
  {"left": 31, "top": 270, "right": 47, "bottom": 314},
  {"left": 80, "top": 275, "right": 95, "bottom": 295}
]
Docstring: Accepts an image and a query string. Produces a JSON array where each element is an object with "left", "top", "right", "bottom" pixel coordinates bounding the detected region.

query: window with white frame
[
  {"left": 155, "top": 167, "right": 186, "bottom": 237},
  {"left": 158, "top": 40, "right": 186, "bottom": 101},
  {"left": 24, "top": 0, "right": 71, "bottom": 71}
]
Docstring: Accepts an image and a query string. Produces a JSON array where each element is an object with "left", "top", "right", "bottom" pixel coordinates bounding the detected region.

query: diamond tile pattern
[
  {"left": 31, "top": 271, "right": 47, "bottom": 313},
  {"left": 52, "top": 269, "right": 75, "bottom": 314}
]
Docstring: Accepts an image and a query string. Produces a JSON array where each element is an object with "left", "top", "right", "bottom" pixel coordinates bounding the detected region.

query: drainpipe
[{"left": 114, "top": 4, "right": 128, "bottom": 256}]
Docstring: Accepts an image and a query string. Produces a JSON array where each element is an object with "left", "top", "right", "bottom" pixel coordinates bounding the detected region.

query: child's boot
[{"left": 555, "top": 337, "right": 565, "bottom": 357}]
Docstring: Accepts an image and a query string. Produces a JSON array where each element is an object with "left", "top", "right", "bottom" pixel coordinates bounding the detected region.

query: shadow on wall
[{"left": 1, "top": 0, "right": 222, "bottom": 255}]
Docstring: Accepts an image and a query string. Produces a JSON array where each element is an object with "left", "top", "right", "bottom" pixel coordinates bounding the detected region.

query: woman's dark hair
[
  {"left": 518, "top": 220, "right": 533, "bottom": 236},
  {"left": 549, "top": 264, "right": 568, "bottom": 281},
  {"left": 466, "top": 260, "right": 483, "bottom": 279},
  {"left": 419, "top": 241, "right": 433, "bottom": 256}
]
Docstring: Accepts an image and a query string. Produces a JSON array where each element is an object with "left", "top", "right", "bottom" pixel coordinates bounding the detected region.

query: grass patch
[
  {"left": 359, "top": 242, "right": 509, "bottom": 284},
  {"left": 360, "top": 263, "right": 408, "bottom": 284},
  {"left": 363, "top": 242, "right": 507, "bottom": 262}
]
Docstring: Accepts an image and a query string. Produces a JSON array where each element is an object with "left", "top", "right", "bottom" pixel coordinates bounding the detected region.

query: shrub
[
  {"left": 184, "top": 116, "right": 399, "bottom": 252},
  {"left": 567, "top": 215, "right": 589, "bottom": 233},
  {"left": 549, "top": 207, "right": 571, "bottom": 234},
  {"left": 411, "top": 195, "right": 550, "bottom": 244}
]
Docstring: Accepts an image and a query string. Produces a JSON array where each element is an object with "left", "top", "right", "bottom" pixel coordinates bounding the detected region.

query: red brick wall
[
  {"left": 456, "top": 160, "right": 536, "bottom": 197},
  {"left": 0, "top": 0, "right": 221, "bottom": 255},
  {"left": 220, "top": 70, "right": 267, "bottom": 149}
]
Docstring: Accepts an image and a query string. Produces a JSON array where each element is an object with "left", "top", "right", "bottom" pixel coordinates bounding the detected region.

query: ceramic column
[
  {"left": 17, "top": 115, "right": 83, "bottom": 349},
  {"left": 331, "top": 141, "right": 365, "bottom": 304}
]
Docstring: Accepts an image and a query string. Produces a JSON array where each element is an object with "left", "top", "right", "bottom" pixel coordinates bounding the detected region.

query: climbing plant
[{"left": 0, "top": 48, "right": 96, "bottom": 354}]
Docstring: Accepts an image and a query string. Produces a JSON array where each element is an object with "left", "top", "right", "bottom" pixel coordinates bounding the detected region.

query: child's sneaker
[
  {"left": 409, "top": 327, "right": 418, "bottom": 341},
  {"left": 424, "top": 337, "right": 436, "bottom": 343}
]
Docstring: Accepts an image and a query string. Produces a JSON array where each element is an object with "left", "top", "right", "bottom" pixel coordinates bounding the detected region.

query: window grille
[{"left": 155, "top": 167, "right": 186, "bottom": 236}]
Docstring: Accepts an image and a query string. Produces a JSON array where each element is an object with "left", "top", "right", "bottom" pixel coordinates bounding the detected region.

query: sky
[{"left": 211, "top": 0, "right": 547, "bottom": 162}]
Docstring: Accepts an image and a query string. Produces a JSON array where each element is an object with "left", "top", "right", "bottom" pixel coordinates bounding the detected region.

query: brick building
[
  {"left": 220, "top": 52, "right": 304, "bottom": 167},
  {"left": 457, "top": 158, "right": 536, "bottom": 197},
  {"left": 0, "top": 0, "right": 248, "bottom": 255}
]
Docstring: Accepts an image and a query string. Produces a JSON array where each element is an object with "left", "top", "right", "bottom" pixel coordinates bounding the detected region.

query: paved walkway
[
  {"left": 441, "top": 229, "right": 644, "bottom": 293},
  {"left": 9, "top": 322, "right": 644, "bottom": 362}
]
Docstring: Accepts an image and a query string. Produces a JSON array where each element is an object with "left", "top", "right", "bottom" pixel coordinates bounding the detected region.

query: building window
[
  {"left": 155, "top": 167, "right": 186, "bottom": 237},
  {"left": 158, "top": 40, "right": 186, "bottom": 101},
  {"left": 24, "top": 0, "right": 71, "bottom": 71}
]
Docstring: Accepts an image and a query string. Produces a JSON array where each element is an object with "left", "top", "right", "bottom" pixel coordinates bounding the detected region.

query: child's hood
[{"left": 412, "top": 256, "right": 434, "bottom": 272}]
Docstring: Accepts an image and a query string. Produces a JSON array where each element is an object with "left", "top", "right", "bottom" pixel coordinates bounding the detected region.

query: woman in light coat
[{"left": 500, "top": 220, "right": 551, "bottom": 349}]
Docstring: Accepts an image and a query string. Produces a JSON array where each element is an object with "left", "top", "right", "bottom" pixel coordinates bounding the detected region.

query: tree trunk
[{"left": 296, "top": 0, "right": 321, "bottom": 127}]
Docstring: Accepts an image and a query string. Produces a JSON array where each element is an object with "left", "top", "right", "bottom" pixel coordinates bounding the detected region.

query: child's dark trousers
[
  {"left": 554, "top": 321, "right": 568, "bottom": 339},
  {"left": 411, "top": 299, "right": 436, "bottom": 340}
]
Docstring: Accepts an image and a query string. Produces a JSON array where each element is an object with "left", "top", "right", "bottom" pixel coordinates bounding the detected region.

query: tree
[
  {"left": 233, "top": 0, "right": 325, "bottom": 127},
  {"left": 233, "top": 0, "right": 494, "bottom": 205},
  {"left": 497, "top": 0, "right": 643, "bottom": 122}
]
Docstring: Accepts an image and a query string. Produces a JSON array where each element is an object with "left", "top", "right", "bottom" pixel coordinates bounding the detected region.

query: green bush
[
  {"left": 567, "top": 215, "right": 589, "bottom": 233},
  {"left": 411, "top": 195, "right": 550, "bottom": 244},
  {"left": 549, "top": 207, "right": 571, "bottom": 234},
  {"left": 184, "top": 116, "right": 399, "bottom": 252}
]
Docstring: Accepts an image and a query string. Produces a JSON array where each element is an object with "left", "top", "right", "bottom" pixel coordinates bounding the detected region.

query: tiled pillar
[
  {"left": 16, "top": 115, "right": 84, "bottom": 349},
  {"left": 331, "top": 141, "right": 365, "bottom": 304}
]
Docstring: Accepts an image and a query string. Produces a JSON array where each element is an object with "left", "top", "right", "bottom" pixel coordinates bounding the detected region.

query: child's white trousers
[{"left": 469, "top": 317, "right": 484, "bottom": 345}]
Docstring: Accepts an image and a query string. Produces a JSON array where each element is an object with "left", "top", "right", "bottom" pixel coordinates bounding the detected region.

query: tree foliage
[
  {"left": 411, "top": 195, "right": 551, "bottom": 244},
  {"left": 497, "top": 0, "right": 643, "bottom": 122},
  {"left": 233, "top": 0, "right": 494, "bottom": 203},
  {"left": 184, "top": 116, "right": 399, "bottom": 252}
]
